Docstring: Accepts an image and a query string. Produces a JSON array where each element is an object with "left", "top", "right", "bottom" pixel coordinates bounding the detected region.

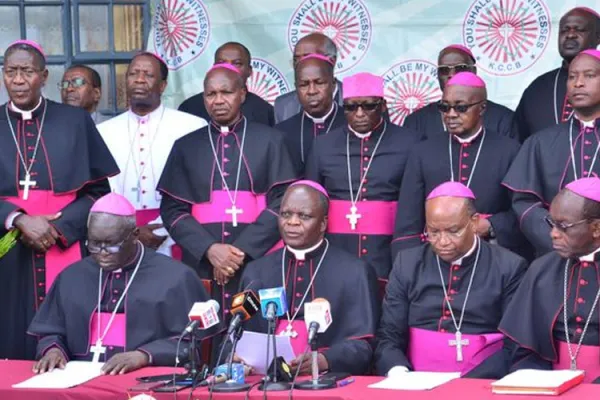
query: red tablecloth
[{"left": 2, "top": 360, "right": 600, "bottom": 400}]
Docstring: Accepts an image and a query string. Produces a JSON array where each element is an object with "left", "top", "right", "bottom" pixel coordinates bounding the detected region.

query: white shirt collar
[
  {"left": 128, "top": 103, "right": 164, "bottom": 123},
  {"left": 451, "top": 237, "right": 479, "bottom": 265},
  {"left": 286, "top": 239, "right": 324, "bottom": 261},
  {"left": 575, "top": 114, "right": 596, "bottom": 128},
  {"left": 347, "top": 118, "right": 384, "bottom": 139},
  {"left": 10, "top": 97, "right": 43, "bottom": 121},
  {"left": 453, "top": 126, "right": 483, "bottom": 144},
  {"left": 580, "top": 246, "right": 600, "bottom": 262},
  {"left": 305, "top": 103, "right": 336, "bottom": 124}
]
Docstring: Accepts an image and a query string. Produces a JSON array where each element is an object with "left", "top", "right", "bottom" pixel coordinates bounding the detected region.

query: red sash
[
  {"left": 327, "top": 200, "right": 396, "bottom": 235},
  {"left": 554, "top": 340, "right": 600, "bottom": 383}
]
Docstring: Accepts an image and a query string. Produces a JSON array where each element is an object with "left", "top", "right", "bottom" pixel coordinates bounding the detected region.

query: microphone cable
[{"left": 288, "top": 344, "right": 310, "bottom": 400}]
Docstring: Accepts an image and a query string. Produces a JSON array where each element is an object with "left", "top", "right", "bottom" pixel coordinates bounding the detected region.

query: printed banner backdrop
[{"left": 149, "top": 0, "right": 600, "bottom": 125}]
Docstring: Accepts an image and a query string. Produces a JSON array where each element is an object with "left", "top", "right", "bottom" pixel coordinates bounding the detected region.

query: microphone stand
[
  {"left": 296, "top": 333, "right": 335, "bottom": 390},
  {"left": 212, "top": 323, "right": 251, "bottom": 392},
  {"left": 260, "top": 317, "right": 291, "bottom": 391}
]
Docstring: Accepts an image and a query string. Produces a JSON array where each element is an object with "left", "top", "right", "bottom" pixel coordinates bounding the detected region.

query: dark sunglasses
[
  {"left": 58, "top": 77, "right": 88, "bottom": 90},
  {"left": 544, "top": 215, "right": 589, "bottom": 232},
  {"left": 343, "top": 101, "right": 382, "bottom": 112},
  {"left": 438, "top": 64, "right": 474, "bottom": 76},
  {"left": 437, "top": 100, "right": 484, "bottom": 114}
]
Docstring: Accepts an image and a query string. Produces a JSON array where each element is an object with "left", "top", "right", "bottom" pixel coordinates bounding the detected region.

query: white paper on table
[
  {"left": 236, "top": 331, "right": 296, "bottom": 375},
  {"left": 368, "top": 371, "right": 460, "bottom": 390},
  {"left": 491, "top": 369, "right": 585, "bottom": 389},
  {"left": 12, "top": 361, "right": 104, "bottom": 389}
]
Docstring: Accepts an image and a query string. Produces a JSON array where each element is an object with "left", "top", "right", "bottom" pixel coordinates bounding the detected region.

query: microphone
[
  {"left": 185, "top": 299, "right": 220, "bottom": 332},
  {"left": 304, "top": 298, "right": 332, "bottom": 343},
  {"left": 227, "top": 290, "right": 260, "bottom": 335},
  {"left": 259, "top": 287, "right": 288, "bottom": 321}
]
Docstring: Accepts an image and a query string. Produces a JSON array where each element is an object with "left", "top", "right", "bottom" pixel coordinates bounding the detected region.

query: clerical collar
[
  {"left": 574, "top": 114, "right": 597, "bottom": 129},
  {"left": 10, "top": 97, "right": 43, "bottom": 121},
  {"left": 348, "top": 118, "right": 384, "bottom": 139},
  {"left": 286, "top": 239, "right": 324, "bottom": 261},
  {"left": 211, "top": 115, "right": 244, "bottom": 133},
  {"left": 129, "top": 103, "right": 164, "bottom": 123},
  {"left": 305, "top": 103, "right": 336, "bottom": 124},
  {"left": 453, "top": 126, "right": 483, "bottom": 144},
  {"left": 451, "top": 237, "right": 479, "bottom": 266},
  {"left": 579, "top": 246, "right": 600, "bottom": 262}
]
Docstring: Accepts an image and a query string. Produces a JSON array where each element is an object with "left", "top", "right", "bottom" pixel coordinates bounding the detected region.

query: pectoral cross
[
  {"left": 19, "top": 173, "right": 36, "bottom": 200},
  {"left": 131, "top": 185, "right": 141, "bottom": 202},
  {"left": 345, "top": 206, "right": 361, "bottom": 230},
  {"left": 448, "top": 331, "right": 469, "bottom": 362},
  {"left": 90, "top": 339, "right": 106, "bottom": 363},
  {"left": 570, "top": 358, "right": 577, "bottom": 370},
  {"left": 282, "top": 324, "right": 298, "bottom": 338},
  {"left": 225, "top": 205, "right": 243, "bottom": 227}
]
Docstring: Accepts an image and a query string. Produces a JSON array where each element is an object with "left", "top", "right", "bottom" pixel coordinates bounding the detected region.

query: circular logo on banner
[
  {"left": 382, "top": 60, "right": 442, "bottom": 126},
  {"left": 153, "top": 0, "right": 211, "bottom": 71},
  {"left": 462, "top": 0, "right": 551, "bottom": 76},
  {"left": 247, "top": 58, "right": 290, "bottom": 105},
  {"left": 288, "top": 0, "right": 372, "bottom": 73}
]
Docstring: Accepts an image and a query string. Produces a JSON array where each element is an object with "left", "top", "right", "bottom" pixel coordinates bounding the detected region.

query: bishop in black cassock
[
  {"left": 0, "top": 40, "right": 118, "bottom": 360},
  {"left": 513, "top": 7, "right": 600, "bottom": 142},
  {"left": 403, "top": 44, "right": 516, "bottom": 140},
  {"left": 305, "top": 72, "right": 422, "bottom": 281},
  {"left": 500, "top": 179, "right": 600, "bottom": 382},
  {"left": 29, "top": 194, "right": 211, "bottom": 374},
  {"left": 239, "top": 181, "right": 379, "bottom": 375},
  {"left": 274, "top": 54, "right": 346, "bottom": 175},
  {"left": 393, "top": 72, "right": 527, "bottom": 260},
  {"left": 377, "top": 182, "right": 526, "bottom": 379},
  {"left": 159, "top": 63, "right": 297, "bottom": 320},
  {"left": 179, "top": 42, "right": 274, "bottom": 126},
  {"left": 503, "top": 50, "right": 600, "bottom": 257}
]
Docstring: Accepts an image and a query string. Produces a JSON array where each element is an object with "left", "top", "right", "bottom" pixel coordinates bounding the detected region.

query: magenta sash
[
  {"left": 276, "top": 320, "right": 308, "bottom": 357},
  {"left": 327, "top": 200, "right": 396, "bottom": 235},
  {"left": 191, "top": 190, "right": 266, "bottom": 225},
  {"left": 554, "top": 341, "right": 600, "bottom": 383},
  {"left": 407, "top": 327, "right": 504, "bottom": 376},
  {"left": 135, "top": 208, "right": 160, "bottom": 226},
  {"left": 3, "top": 190, "right": 82, "bottom": 292},
  {"left": 89, "top": 312, "right": 126, "bottom": 347}
]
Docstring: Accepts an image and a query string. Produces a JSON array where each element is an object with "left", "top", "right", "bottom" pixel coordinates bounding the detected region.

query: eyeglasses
[
  {"left": 86, "top": 231, "right": 134, "bottom": 254},
  {"left": 3, "top": 67, "right": 41, "bottom": 79},
  {"left": 437, "top": 100, "right": 484, "bottom": 114},
  {"left": 343, "top": 102, "right": 382, "bottom": 112},
  {"left": 58, "top": 77, "right": 88, "bottom": 90},
  {"left": 438, "top": 64, "right": 474, "bottom": 76},
  {"left": 544, "top": 215, "right": 589, "bottom": 232},
  {"left": 425, "top": 225, "right": 469, "bottom": 242}
]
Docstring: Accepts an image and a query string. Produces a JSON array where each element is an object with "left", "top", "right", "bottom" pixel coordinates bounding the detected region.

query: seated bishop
[
  {"left": 28, "top": 193, "right": 211, "bottom": 375},
  {"left": 375, "top": 182, "right": 527, "bottom": 378},
  {"left": 239, "top": 180, "right": 379, "bottom": 375},
  {"left": 500, "top": 178, "right": 600, "bottom": 382}
]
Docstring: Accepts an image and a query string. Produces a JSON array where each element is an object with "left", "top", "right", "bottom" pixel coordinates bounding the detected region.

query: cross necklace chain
[
  {"left": 299, "top": 104, "right": 339, "bottom": 163},
  {"left": 448, "top": 129, "right": 486, "bottom": 188},
  {"left": 280, "top": 240, "right": 330, "bottom": 338},
  {"left": 562, "top": 259, "right": 600, "bottom": 370},
  {"left": 5, "top": 100, "right": 48, "bottom": 200},
  {"left": 345, "top": 121, "right": 387, "bottom": 230},
  {"left": 435, "top": 238, "right": 481, "bottom": 362},
  {"left": 207, "top": 118, "right": 247, "bottom": 227}
]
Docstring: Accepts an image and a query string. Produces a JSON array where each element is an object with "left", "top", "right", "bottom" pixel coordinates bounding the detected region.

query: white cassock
[{"left": 97, "top": 105, "right": 207, "bottom": 256}]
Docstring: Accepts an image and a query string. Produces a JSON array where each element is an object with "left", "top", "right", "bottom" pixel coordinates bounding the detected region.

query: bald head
[
  {"left": 293, "top": 33, "right": 337, "bottom": 67},
  {"left": 295, "top": 57, "right": 336, "bottom": 117},
  {"left": 279, "top": 184, "right": 328, "bottom": 249},
  {"left": 215, "top": 42, "right": 252, "bottom": 82},
  {"left": 203, "top": 67, "right": 246, "bottom": 126},
  {"left": 204, "top": 67, "right": 245, "bottom": 91}
]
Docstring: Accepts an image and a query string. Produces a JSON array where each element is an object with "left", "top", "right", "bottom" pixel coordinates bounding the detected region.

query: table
[{"left": 1, "top": 360, "right": 600, "bottom": 400}]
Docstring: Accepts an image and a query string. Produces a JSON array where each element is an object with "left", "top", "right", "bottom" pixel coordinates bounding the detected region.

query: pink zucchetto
[
  {"left": 90, "top": 193, "right": 136, "bottom": 216},
  {"left": 446, "top": 72, "right": 486, "bottom": 88},
  {"left": 8, "top": 40, "right": 46, "bottom": 60},
  {"left": 568, "top": 6, "right": 600, "bottom": 20},
  {"left": 566, "top": 178, "right": 600, "bottom": 203},
  {"left": 297, "top": 53, "right": 335, "bottom": 66},
  {"left": 426, "top": 181, "right": 476, "bottom": 201},
  {"left": 138, "top": 51, "right": 167, "bottom": 68},
  {"left": 289, "top": 180, "right": 329, "bottom": 199},
  {"left": 342, "top": 72, "right": 384, "bottom": 99},
  {"left": 209, "top": 63, "right": 242, "bottom": 75},
  {"left": 442, "top": 44, "right": 475, "bottom": 62},
  {"left": 577, "top": 49, "right": 600, "bottom": 62}
]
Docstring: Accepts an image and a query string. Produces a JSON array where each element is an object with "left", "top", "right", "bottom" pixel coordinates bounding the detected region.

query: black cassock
[
  {"left": 403, "top": 100, "right": 517, "bottom": 140},
  {"left": 305, "top": 122, "right": 422, "bottom": 280},
  {"left": 502, "top": 119, "right": 600, "bottom": 256},
  {"left": 392, "top": 130, "right": 528, "bottom": 259},
  {"left": 375, "top": 241, "right": 526, "bottom": 378},
  {"left": 28, "top": 247, "right": 212, "bottom": 366},
  {"left": 0, "top": 99, "right": 118, "bottom": 360},
  {"left": 513, "top": 66, "right": 570, "bottom": 142},
  {"left": 274, "top": 104, "right": 346, "bottom": 175},
  {"left": 239, "top": 242, "right": 379, "bottom": 375},
  {"left": 158, "top": 118, "right": 298, "bottom": 318},
  {"left": 179, "top": 91, "right": 274, "bottom": 127},
  {"left": 499, "top": 252, "right": 600, "bottom": 379}
]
